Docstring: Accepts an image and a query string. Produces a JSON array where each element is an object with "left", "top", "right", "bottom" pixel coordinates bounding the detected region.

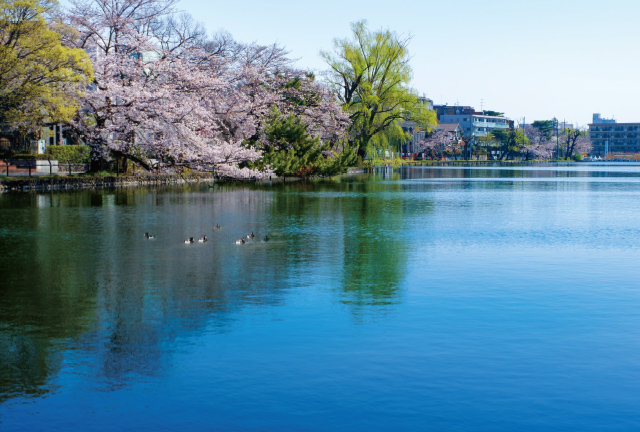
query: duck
[
  {"left": 214, "top": 224, "right": 221, "bottom": 230},
  {"left": 184, "top": 237, "right": 194, "bottom": 244},
  {"left": 246, "top": 231, "right": 255, "bottom": 240},
  {"left": 235, "top": 238, "right": 245, "bottom": 245},
  {"left": 145, "top": 232, "right": 155, "bottom": 239},
  {"left": 263, "top": 235, "right": 270, "bottom": 242},
  {"left": 198, "top": 235, "right": 208, "bottom": 243}
]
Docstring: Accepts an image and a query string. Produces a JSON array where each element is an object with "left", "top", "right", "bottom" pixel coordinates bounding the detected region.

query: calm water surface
[{"left": 1, "top": 164, "right": 640, "bottom": 431}]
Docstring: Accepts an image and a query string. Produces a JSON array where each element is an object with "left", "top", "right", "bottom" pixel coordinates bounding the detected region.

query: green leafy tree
[
  {"left": 482, "top": 110, "right": 504, "bottom": 117},
  {"left": 560, "top": 128, "right": 591, "bottom": 159},
  {"left": 0, "top": 0, "right": 93, "bottom": 135},
  {"left": 491, "top": 129, "right": 529, "bottom": 160},
  {"left": 322, "top": 21, "right": 436, "bottom": 159}
]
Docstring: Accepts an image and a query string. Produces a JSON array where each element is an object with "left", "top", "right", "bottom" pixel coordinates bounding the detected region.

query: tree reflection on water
[{"left": 0, "top": 176, "right": 425, "bottom": 400}]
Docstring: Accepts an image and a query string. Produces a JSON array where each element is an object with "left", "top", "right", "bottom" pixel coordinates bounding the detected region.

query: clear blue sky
[{"left": 180, "top": 0, "right": 639, "bottom": 126}]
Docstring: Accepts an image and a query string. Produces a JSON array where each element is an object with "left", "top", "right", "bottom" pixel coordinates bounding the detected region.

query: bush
[{"left": 45, "top": 145, "right": 90, "bottom": 163}]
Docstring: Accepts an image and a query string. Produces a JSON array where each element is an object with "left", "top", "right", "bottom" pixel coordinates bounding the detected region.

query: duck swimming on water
[
  {"left": 235, "top": 238, "right": 245, "bottom": 245},
  {"left": 198, "top": 235, "right": 208, "bottom": 243},
  {"left": 145, "top": 232, "right": 155, "bottom": 239},
  {"left": 185, "top": 237, "right": 194, "bottom": 244}
]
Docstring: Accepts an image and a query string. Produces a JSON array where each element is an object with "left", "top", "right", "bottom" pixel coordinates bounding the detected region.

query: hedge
[{"left": 45, "top": 145, "right": 91, "bottom": 163}]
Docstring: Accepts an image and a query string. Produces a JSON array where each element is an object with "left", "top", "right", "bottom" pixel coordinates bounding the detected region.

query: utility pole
[
  {"left": 553, "top": 117, "right": 560, "bottom": 160},
  {"left": 522, "top": 116, "right": 526, "bottom": 153}
]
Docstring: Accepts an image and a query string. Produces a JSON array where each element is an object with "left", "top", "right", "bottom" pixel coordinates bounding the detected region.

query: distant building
[
  {"left": 418, "top": 96, "right": 434, "bottom": 111},
  {"left": 589, "top": 113, "right": 640, "bottom": 156},
  {"left": 435, "top": 123, "right": 463, "bottom": 141},
  {"left": 398, "top": 96, "right": 435, "bottom": 153},
  {"left": 433, "top": 105, "right": 511, "bottom": 137},
  {"left": 553, "top": 119, "right": 575, "bottom": 130},
  {"left": 0, "top": 122, "right": 67, "bottom": 154},
  {"left": 400, "top": 121, "right": 426, "bottom": 154},
  {"left": 592, "top": 113, "right": 615, "bottom": 124},
  {"left": 524, "top": 120, "right": 574, "bottom": 131}
]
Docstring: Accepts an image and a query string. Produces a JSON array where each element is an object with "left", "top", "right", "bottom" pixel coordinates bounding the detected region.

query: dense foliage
[
  {"left": 322, "top": 21, "right": 436, "bottom": 159},
  {"left": 45, "top": 144, "right": 90, "bottom": 162},
  {"left": 491, "top": 129, "right": 530, "bottom": 160},
  {"left": 60, "top": 0, "right": 349, "bottom": 177},
  {"left": 250, "top": 108, "right": 349, "bottom": 177},
  {"left": 0, "top": 0, "right": 92, "bottom": 134}
]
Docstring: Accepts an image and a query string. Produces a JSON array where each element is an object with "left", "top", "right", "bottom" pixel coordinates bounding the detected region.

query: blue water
[{"left": 1, "top": 164, "right": 640, "bottom": 430}]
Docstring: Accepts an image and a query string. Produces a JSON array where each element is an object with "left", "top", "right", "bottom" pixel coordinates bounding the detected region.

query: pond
[{"left": 1, "top": 164, "right": 640, "bottom": 431}]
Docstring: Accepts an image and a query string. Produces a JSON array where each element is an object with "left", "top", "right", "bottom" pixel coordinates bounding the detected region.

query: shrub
[{"left": 45, "top": 145, "right": 90, "bottom": 163}]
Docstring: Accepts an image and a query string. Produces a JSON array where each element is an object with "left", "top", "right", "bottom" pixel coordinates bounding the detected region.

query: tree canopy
[
  {"left": 65, "top": 0, "right": 348, "bottom": 177},
  {"left": 322, "top": 20, "right": 436, "bottom": 159},
  {"left": 560, "top": 128, "right": 591, "bottom": 159},
  {"left": 482, "top": 110, "right": 503, "bottom": 117},
  {"left": 0, "top": 0, "right": 92, "bottom": 134},
  {"left": 531, "top": 120, "right": 555, "bottom": 141},
  {"left": 491, "top": 129, "right": 529, "bottom": 160}
]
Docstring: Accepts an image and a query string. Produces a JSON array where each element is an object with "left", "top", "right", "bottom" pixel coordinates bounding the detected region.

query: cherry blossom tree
[
  {"left": 523, "top": 125, "right": 555, "bottom": 160},
  {"left": 274, "top": 73, "right": 349, "bottom": 147},
  {"left": 66, "top": 0, "right": 348, "bottom": 178},
  {"left": 415, "top": 129, "right": 458, "bottom": 160},
  {"left": 206, "top": 39, "right": 349, "bottom": 151},
  {"left": 67, "top": 0, "right": 253, "bottom": 177}
]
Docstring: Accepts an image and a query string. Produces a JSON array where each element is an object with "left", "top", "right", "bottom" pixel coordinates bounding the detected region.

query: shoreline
[
  {"left": 2, "top": 161, "right": 626, "bottom": 193},
  {"left": 0, "top": 168, "right": 369, "bottom": 194},
  {"left": 0, "top": 173, "right": 217, "bottom": 193}
]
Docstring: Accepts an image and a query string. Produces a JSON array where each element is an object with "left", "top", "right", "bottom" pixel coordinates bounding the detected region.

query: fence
[{"left": 1, "top": 159, "right": 89, "bottom": 177}]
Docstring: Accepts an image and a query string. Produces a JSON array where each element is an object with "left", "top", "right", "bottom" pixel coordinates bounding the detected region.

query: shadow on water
[
  {"left": 0, "top": 193, "right": 100, "bottom": 401},
  {"left": 0, "top": 188, "right": 278, "bottom": 399},
  {"left": 0, "top": 177, "right": 423, "bottom": 400},
  {"left": 265, "top": 174, "right": 417, "bottom": 310}
]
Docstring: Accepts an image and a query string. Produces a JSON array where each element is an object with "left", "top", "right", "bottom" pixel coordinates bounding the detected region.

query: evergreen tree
[{"left": 252, "top": 108, "right": 349, "bottom": 178}]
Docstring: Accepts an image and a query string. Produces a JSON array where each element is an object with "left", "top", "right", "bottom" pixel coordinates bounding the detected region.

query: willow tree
[
  {"left": 322, "top": 21, "right": 436, "bottom": 159},
  {"left": 0, "top": 0, "right": 92, "bottom": 135}
]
